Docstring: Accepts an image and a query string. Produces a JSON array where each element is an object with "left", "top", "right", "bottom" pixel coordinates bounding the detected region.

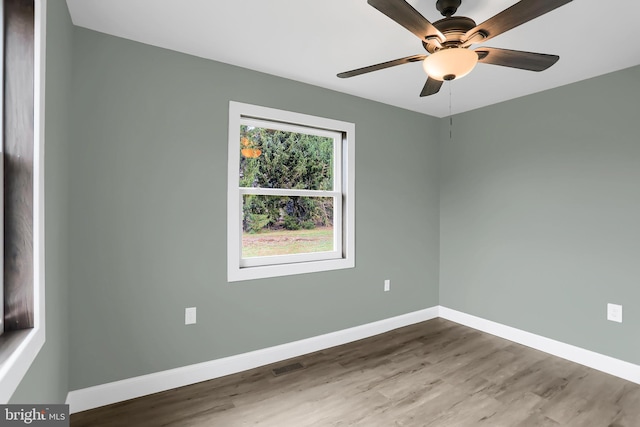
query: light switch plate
[
  {"left": 185, "top": 307, "right": 197, "bottom": 325},
  {"left": 607, "top": 303, "right": 622, "bottom": 323}
]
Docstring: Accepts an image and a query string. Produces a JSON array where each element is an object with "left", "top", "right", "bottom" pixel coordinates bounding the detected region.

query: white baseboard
[
  {"left": 67, "top": 305, "right": 640, "bottom": 414},
  {"left": 66, "top": 307, "right": 439, "bottom": 413},
  {"left": 439, "top": 306, "right": 640, "bottom": 385}
]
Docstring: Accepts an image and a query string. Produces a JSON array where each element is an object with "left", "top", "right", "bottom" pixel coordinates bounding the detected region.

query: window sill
[
  {"left": 0, "top": 327, "right": 45, "bottom": 402},
  {"left": 229, "top": 257, "right": 354, "bottom": 282}
]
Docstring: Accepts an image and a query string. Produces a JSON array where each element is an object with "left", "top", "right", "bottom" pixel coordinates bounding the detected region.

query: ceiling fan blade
[
  {"left": 475, "top": 47, "right": 559, "bottom": 71},
  {"left": 368, "top": 0, "right": 445, "bottom": 43},
  {"left": 463, "top": 0, "right": 572, "bottom": 44},
  {"left": 337, "top": 54, "right": 426, "bottom": 78},
  {"left": 420, "top": 77, "right": 443, "bottom": 97}
]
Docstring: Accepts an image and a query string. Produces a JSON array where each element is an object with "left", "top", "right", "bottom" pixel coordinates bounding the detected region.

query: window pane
[
  {"left": 239, "top": 125, "right": 334, "bottom": 190},
  {"left": 242, "top": 195, "right": 334, "bottom": 258}
]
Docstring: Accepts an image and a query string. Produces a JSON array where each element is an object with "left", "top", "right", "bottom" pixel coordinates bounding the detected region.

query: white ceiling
[{"left": 65, "top": 0, "right": 640, "bottom": 118}]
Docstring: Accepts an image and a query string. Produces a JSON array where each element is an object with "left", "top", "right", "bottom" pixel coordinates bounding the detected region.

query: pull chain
[{"left": 449, "top": 82, "right": 453, "bottom": 140}]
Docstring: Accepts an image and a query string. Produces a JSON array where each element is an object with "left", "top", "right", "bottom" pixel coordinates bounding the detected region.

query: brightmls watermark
[{"left": 0, "top": 405, "right": 69, "bottom": 426}]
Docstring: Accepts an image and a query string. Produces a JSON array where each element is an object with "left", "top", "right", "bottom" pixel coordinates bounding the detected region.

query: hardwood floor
[{"left": 71, "top": 319, "right": 640, "bottom": 426}]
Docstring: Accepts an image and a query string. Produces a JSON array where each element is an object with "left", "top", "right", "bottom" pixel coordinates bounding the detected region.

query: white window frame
[
  {"left": 227, "top": 101, "right": 355, "bottom": 282},
  {"left": 0, "top": 0, "right": 46, "bottom": 403}
]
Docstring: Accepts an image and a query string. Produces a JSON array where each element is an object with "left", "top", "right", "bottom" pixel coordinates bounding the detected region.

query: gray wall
[
  {"left": 440, "top": 65, "right": 640, "bottom": 365},
  {"left": 67, "top": 28, "right": 441, "bottom": 390},
  {"left": 11, "top": 0, "right": 72, "bottom": 402}
]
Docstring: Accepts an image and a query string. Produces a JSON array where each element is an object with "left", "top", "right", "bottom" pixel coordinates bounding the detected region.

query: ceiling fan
[{"left": 338, "top": 0, "right": 573, "bottom": 96}]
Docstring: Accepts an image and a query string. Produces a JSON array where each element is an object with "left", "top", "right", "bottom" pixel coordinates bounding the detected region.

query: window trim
[
  {"left": 0, "top": 0, "right": 46, "bottom": 403},
  {"left": 227, "top": 101, "right": 355, "bottom": 282},
  {"left": 0, "top": 0, "right": 4, "bottom": 337}
]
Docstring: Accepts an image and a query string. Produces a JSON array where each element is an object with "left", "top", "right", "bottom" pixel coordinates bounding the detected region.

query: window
[
  {"left": 3, "top": 0, "right": 36, "bottom": 336},
  {"left": 227, "top": 102, "right": 354, "bottom": 281},
  {"left": 0, "top": 0, "right": 45, "bottom": 403}
]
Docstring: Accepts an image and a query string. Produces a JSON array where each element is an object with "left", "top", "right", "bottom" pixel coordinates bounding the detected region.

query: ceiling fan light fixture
[{"left": 423, "top": 48, "right": 478, "bottom": 81}]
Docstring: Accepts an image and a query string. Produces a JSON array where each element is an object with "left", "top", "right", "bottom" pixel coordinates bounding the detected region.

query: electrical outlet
[
  {"left": 185, "top": 307, "right": 197, "bottom": 325},
  {"left": 384, "top": 279, "right": 390, "bottom": 292},
  {"left": 607, "top": 303, "right": 622, "bottom": 323}
]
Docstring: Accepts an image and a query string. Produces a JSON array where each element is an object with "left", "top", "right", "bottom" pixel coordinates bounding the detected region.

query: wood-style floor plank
[{"left": 71, "top": 318, "right": 640, "bottom": 426}]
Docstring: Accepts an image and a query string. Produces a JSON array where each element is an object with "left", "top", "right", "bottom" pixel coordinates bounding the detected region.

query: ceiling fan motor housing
[{"left": 424, "top": 16, "right": 476, "bottom": 53}]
